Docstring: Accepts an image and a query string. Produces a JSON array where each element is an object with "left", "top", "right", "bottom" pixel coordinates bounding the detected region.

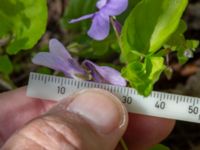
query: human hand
[{"left": 0, "top": 87, "right": 175, "bottom": 150}]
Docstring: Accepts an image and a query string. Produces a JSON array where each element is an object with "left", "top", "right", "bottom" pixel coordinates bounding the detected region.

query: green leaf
[
  {"left": 164, "top": 20, "right": 188, "bottom": 51},
  {"left": 121, "top": 0, "right": 188, "bottom": 62},
  {"left": 172, "top": 20, "right": 187, "bottom": 36},
  {"left": 164, "top": 35, "right": 185, "bottom": 51},
  {"left": 164, "top": 19, "right": 199, "bottom": 64},
  {"left": 0, "top": 0, "right": 48, "bottom": 54},
  {"left": 165, "top": 25, "right": 199, "bottom": 64},
  {"left": 118, "top": 0, "right": 142, "bottom": 23},
  {"left": 0, "top": 55, "right": 13, "bottom": 75},
  {"left": 177, "top": 39, "right": 199, "bottom": 64},
  {"left": 149, "top": 144, "right": 170, "bottom": 150},
  {"left": 186, "top": 40, "right": 199, "bottom": 51},
  {"left": 122, "top": 56, "right": 165, "bottom": 96}
]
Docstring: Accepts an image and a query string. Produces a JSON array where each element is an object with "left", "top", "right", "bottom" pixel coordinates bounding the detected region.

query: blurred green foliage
[
  {"left": 165, "top": 20, "right": 199, "bottom": 64},
  {"left": 0, "top": 55, "right": 13, "bottom": 75},
  {"left": 122, "top": 56, "right": 165, "bottom": 96},
  {"left": 120, "top": 0, "right": 199, "bottom": 96},
  {"left": 0, "top": 0, "right": 48, "bottom": 54},
  {"left": 0, "top": 0, "right": 48, "bottom": 89},
  {"left": 121, "top": 0, "right": 188, "bottom": 60}
]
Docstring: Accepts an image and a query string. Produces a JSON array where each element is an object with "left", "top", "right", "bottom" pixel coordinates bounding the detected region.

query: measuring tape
[{"left": 27, "top": 72, "right": 200, "bottom": 123}]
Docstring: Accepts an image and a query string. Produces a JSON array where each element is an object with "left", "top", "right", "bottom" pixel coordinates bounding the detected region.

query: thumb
[{"left": 2, "top": 89, "right": 128, "bottom": 150}]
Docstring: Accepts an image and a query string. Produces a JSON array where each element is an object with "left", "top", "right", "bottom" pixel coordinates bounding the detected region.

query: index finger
[
  {"left": 123, "top": 114, "right": 175, "bottom": 150},
  {"left": 0, "top": 87, "right": 56, "bottom": 144}
]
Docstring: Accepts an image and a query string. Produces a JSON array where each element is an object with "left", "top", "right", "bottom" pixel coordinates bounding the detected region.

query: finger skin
[
  {"left": 0, "top": 87, "right": 55, "bottom": 144},
  {"left": 124, "top": 114, "right": 175, "bottom": 150},
  {"left": 2, "top": 89, "right": 128, "bottom": 150},
  {"left": 0, "top": 87, "right": 175, "bottom": 149}
]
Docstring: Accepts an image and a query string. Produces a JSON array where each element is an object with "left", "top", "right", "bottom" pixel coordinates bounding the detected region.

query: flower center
[{"left": 96, "top": 0, "right": 108, "bottom": 9}]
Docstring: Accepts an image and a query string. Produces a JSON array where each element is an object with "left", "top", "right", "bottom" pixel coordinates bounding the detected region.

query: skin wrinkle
[
  {"left": 18, "top": 117, "right": 78, "bottom": 150},
  {"left": 41, "top": 117, "right": 79, "bottom": 150},
  {"left": 18, "top": 132, "right": 48, "bottom": 150},
  {"left": 44, "top": 112, "right": 106, "bottom": 150},
  {"left": 2, "top": 134, "right": 47, "bottom": 150},
  {"left": 44, "top": 114, "right": 88, "bottom": 149},
  {"left": 31, "top": 118, "right": 63, "bottom": 148},
  {"left": 20, "top": 121, "right": 53, "bottom": 150}
]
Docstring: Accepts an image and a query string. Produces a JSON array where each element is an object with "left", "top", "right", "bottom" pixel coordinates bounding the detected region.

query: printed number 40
[{"left": 155, "top": 101, "right": 166, "bottom": 110}]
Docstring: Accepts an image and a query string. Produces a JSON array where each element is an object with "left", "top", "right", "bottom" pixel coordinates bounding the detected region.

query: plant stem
[
  {"left": 110, "top": 17, "right": 124, "bottom": 53},
  {"left": 0, "top": 77, "right": 15, "bottom": 90},
  {"left": 110, "top": 17, "right": 128, "bottom": 150},
  {"left": 120, "top": 139, "right": 128, "bottom": 150}
]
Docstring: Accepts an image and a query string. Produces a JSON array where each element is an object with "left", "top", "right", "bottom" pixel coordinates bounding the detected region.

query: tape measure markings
[{"left": 27, "top": 72, "right": 200, "bottom": 123}]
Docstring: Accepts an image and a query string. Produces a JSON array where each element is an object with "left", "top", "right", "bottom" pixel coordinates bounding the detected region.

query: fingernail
[{"left": 66, "top": 89, "right": 127, "bottom": 134}]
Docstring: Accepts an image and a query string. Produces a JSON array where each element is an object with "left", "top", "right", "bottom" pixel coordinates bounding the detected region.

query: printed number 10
[{"left": 57, "top": 86, "right": 66, "bottom": 94}]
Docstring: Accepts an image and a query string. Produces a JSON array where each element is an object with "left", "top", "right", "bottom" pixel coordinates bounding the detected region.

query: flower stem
[
  {"left": 110, "top": 17, "right": 128, "bottom": 150},
  {"left": 120, "top": 138, "right": 128, "bottom": 150},
  {"left": 110, "top": 17, "right": 124, "bottom": 53}
]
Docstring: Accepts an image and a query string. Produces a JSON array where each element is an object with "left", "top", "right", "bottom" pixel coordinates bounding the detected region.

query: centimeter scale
[{"left": 27, "top": 72, "right": 200, "bottom": 124}]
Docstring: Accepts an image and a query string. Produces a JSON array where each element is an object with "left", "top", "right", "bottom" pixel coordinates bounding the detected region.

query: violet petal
[
  {"left": 49, "top": 38, "right": 72, "bottom": 59},
  {"left": 96, "top": 0, "right": 107, "bottom": 9},
  {"left": 87, "top": 12, "right": 110, "bottom": 40},
  {"left": 82, "top": 60, "right": 126, "bottom": 86},
  {"left": 101, "top": 0, "right": 128, "bottom": 16},
  {"left": 69, "top": 14, "right": 94, "bottom": 23},
  {"left": 49, "top": 39, "right": 86, "bottom": 78},
  {"left": 32, "top": 52, "right": 72, "bottom": 77},
  {"left": 32, "top": 39, "right": 87, "bottom": 79}
]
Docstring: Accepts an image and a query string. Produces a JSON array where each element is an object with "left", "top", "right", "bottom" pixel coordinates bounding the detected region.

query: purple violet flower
[
  {"left": 69, "top": 0, "right": 128, "bottom": 40},
  {"left": 32, "top": 39, "right": 87, "bottom": 80},
  {"left": 32, "top": 39, "right": 126, "bottom": 86},
  {"left": 82, "top": 60, "right": 126, "bottom": 86}
]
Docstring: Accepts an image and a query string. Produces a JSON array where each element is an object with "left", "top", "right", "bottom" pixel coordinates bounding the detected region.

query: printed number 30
[{"left": 122, "top": 96, "right": 133, "bottom": 104}]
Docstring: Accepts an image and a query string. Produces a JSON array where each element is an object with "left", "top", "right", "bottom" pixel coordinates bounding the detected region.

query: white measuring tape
[{"left": 27, "top": 72, "right": 200, "bottom": 123}]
